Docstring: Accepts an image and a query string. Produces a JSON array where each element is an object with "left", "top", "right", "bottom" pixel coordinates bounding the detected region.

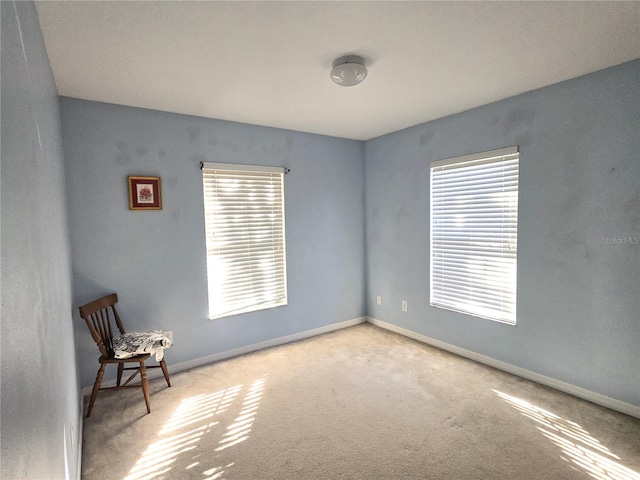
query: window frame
[{"left": 429, "top": 146, "right": 519, "bottom": 325}]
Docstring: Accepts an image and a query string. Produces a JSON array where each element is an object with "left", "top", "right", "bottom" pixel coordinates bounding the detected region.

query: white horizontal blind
[
  {"left": 430, "top": 147, "right": 519, "bottom": 324},
  {"left": 202, "top": 163, "right": 287, "bottom": 319}
]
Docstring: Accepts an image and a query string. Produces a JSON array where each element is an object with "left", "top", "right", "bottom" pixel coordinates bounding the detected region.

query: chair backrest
[{"left": 79, "top": 293, "right": 126, "bottom": 357}]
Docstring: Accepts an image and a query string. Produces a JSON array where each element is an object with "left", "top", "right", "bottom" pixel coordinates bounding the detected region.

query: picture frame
[{"left": 128, "top": 176, "right": 162, "bottom": 210}]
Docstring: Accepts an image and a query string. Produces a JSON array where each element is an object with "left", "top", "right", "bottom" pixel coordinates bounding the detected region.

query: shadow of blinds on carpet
[
  {"left": 125, "top": 375, "right": 267, "bottom": 480},
  {"left": 494, "top": 390, "right": 640, "bottom": 480}
]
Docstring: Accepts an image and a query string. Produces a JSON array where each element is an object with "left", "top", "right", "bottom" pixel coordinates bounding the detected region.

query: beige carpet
[{"left": 81, "top": 324, "right": 640, "bottom": 480}]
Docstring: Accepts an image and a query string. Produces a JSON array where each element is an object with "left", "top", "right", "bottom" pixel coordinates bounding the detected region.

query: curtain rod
[{"left": 200, "top": 161, "right": 290, "bottom": 174}]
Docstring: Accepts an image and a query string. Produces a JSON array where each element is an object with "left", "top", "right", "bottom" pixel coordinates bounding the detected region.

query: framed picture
[{"left": 128, "top": 176, "right": 162, "bottom": 210}]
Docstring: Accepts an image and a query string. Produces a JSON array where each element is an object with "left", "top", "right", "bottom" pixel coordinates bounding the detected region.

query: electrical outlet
[
  {"left": 402, "top": 301, "right": 408, "bottom": 312},
  {"left": 376, "top": 295, "right": 382, "bottom": 306},
  {"left": 164, "top": 330, "right": 173, "bottom": 343}
]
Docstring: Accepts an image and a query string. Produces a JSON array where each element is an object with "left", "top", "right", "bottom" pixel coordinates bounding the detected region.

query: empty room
[{"left": 1, "top": 1, "right": 639, "bottom": 479}]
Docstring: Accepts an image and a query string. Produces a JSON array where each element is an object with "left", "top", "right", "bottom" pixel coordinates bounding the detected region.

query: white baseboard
[
  {"left": 77, "top": 392, "right": 83, "bottom": 480},
  {"left": 82, "top": 316, "right": 367, "bottom": 396},
  {"left": 367, "top": 316, "right": 640, "bottom": 419}
]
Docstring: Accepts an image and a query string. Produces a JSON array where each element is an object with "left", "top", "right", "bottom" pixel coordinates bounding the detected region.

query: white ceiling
[{"left": 36, "top": 1, "right": 640, "bottom": 141}]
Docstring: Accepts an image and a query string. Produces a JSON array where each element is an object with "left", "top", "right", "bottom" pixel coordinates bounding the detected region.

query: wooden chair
[{"left": 79, "top": 293, "right": 171, "bottom": 417}]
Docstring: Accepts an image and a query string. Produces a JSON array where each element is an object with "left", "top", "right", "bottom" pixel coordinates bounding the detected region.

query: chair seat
[{"left": 99, "top": 353, "right": 151, "bottom": 364}]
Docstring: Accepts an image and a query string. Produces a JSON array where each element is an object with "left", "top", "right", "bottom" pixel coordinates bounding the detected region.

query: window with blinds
[
  {"left": 202, "top": 163, "right": 287, "bottom": 319},
  {"left": 430, "top": 147, "right": 519, "bottom": 324}
]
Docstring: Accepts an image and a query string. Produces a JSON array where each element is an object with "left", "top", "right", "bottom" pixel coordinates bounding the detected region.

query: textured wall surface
[
  {"left": 61, "top": 99, "right": 365, "bottom": 387},
  {"left": 365, "top": 60, "right": 640, "bottom": 406},
  {"left": 1, "top": 1, "right": 80, "bottom": 478}
]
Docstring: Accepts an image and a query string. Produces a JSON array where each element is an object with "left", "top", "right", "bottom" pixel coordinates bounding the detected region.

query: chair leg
[
  {"left": 139, "top": 361, "right": 151, "bottom": 414},
  {"left": 160, "top": 358, "right": 171, "bottom": 387},
  {"left": 117, "top": 363, "right": 124, "bottom": 387},
  {"left": 87, "top": 364, "right": 106, "bottom": 418}
]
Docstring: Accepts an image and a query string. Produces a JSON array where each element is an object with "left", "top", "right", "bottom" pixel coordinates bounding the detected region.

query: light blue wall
[
  {"left": 60, "top": 99, "right": 365, "bottom": 387},
  {"left": 1, "top": 1, "right": 80, "bottom": 478},
  {"left": 365, "top": 60, "right": 640, "bottom": 406}
]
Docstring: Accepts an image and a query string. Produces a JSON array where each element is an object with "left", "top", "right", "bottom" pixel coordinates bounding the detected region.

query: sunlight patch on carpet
[
  {"left": 125, "top": 376, "right": 266, "bottom": 480},
  {"left": 494, "top": 390, "right": 640, "bottom": 480},
  {"left": 215, "top": 376, "right": 265, "bottom": 452}
]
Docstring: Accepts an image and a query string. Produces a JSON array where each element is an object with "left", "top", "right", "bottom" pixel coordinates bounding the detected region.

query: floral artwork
[
  {"left": 137, "top": 185, "right": 153, "bottom": 202},
  {"left": 129, "top": 176, "right": 162, "bottom": 210}
]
